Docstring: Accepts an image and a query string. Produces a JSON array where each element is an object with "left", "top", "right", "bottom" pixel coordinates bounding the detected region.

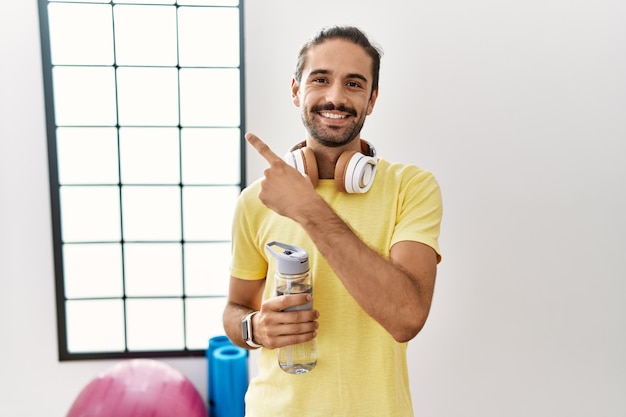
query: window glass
[
  {"left": 178, "top": 0, "right": 239, "bottom": 6},
  {"left": 181, "top": 128, "right": 241, "bottom": 184},
  {"left": 183, "top": 186, "right": 239, "bottom": 241},
  {"left": 60, "top": 186, "right": 122, "bottom": 242},
  {"left": 63, "top": 243, "right": 124, "bottom": 298},
  {"left": 124, "top": 243, "right": 184, "bottom": 297},
  {"left": 66, "top": 299, "right": 126, "bottom": 353},
  {"left": 48, "top": 3, "right": 114, "bottom": 65},
  {"left": 114, "top": 5, "right": 178, "bottom": 66},
  {"left": 179, "top": 68, "right": 241, "bottom": 126},
  {"left": 116, "top": 67, "right": 180, "bottom": 126},
  {"left": 121, "top": 186, "right": 182, "bottom": 241},
  {"left": 126, "top": 299, "right": 185, "bottom": 351},
  {"left": 57, "top": 127, "right": 119, "bottom": 184},
  {"left": 185, "top": 298, "right": 229, "bottom": 350},
  {"left": 178, "top": 7, "right": 240, "bottom": 67},
  {"left": 119, "top": 127, "right": 180, "bottom": 184},
  {"left": 184, "top": 242, "right": 231, "bottom": 296},
  {"left": 52, "top": 67, "right": 117, "bottom": 126}
]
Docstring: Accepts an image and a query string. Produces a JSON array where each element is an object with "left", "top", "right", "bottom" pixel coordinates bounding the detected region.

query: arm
[
  {"left": 298, "top": 206, "right": 437, "bottom": 342},
  {"left": 223, "top": 276, "right": 319, "bottom": 350},
  {"left": 246, "top": 132, "right": 438, "bottom": 342}
]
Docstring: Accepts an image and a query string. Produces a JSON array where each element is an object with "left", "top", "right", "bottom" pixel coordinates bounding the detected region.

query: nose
[{"left": 325, "top": 82, "right": 348, "bottom": 106}]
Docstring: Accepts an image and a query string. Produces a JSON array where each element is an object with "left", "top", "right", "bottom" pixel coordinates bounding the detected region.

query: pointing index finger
[{"left": 246, "top": 132, "right": 282, "bottom": 165}]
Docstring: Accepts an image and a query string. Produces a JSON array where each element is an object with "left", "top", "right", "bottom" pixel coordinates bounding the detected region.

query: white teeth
[{"left": 321, "top": 112, "right": 346, "bottom": 119}]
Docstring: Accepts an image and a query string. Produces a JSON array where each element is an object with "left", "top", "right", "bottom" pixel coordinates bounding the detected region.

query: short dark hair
[{"left": 294, "top": 26, "right": 383, "bottom": 93}]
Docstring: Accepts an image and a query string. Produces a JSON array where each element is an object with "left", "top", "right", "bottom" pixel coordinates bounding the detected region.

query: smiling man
[{"left": 223, "top": 26, "right": 443, "bottom": 417}]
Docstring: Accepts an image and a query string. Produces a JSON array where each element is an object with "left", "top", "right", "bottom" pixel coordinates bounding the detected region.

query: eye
[
  {"left": 346, "top": 80, "right": 362, "bottom": 88},
  {"left": 312, "top": 77, "right": 328, "bottom": 84}
]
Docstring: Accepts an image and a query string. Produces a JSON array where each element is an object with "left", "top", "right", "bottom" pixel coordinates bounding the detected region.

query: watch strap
[{"left": 242, "top": 311, "right": 262, "bottom": 348}]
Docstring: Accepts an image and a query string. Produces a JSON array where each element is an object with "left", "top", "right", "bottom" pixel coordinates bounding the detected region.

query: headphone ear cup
[
  {"left": 334, "top": 151, "right": 357, "bottom": 193},
  {"left": 285, "top": 147, "right": 319, "bottom": 187},
  {"left": 335, "top": 151, "right": 377, "bottom": 193},
  {"left": 301, "top": 147, "right": 319, "bottom": 187}
]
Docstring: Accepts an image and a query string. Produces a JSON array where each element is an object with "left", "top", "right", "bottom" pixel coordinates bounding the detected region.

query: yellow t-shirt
[{"left": 230, "top": 158, "right": 443, "bottom": 417}]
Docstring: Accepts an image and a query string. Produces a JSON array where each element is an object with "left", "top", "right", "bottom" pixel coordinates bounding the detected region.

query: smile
[{"left": 320, "top": 112, "right": 348, "bottom": 119}]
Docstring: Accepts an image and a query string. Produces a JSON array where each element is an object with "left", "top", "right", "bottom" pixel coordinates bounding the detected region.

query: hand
[
  {"left": 253, "top": 293, "right": 319, "bottom": 349},
  {"left": 246, "top": 132, "right": 321, "bottom": 220}
]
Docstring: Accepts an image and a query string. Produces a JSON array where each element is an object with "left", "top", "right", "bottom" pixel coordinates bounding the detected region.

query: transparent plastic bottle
[{"left": 266, "top": 241, "right": 317, "bottom": 374}]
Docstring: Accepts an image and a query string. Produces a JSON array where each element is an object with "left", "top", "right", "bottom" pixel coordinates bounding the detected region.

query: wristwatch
[{"left": 241, "top": 311, "right": 262, "bottom": 348}]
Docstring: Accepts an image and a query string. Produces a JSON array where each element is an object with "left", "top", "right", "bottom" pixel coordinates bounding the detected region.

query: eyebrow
[{"left": 308, "top": 69, "right": 369, "bottom": 84}]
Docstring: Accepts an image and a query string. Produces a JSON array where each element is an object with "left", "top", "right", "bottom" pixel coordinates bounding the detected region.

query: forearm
[
  {"left": 295, "top": 199, "right": 435, "bottom": 342},
  {"left": 223, "top": 301, "right": 256, "bottom": 350}
]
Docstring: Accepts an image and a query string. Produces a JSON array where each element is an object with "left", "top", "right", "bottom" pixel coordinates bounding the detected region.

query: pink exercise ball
[{"left": 66, "top": 359, "right": 207, "bottom": 417}]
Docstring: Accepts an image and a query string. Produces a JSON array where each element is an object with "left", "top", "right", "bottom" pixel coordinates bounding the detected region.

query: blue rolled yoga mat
[
  {"left": 207, "top": 336, "right": 248, "bottom": 417},
  {"left": 212, "top": 345, "right": 248, "bottom": 417},
  {"left": 207, "top": 336, "right": 232, "bottom": 417}
]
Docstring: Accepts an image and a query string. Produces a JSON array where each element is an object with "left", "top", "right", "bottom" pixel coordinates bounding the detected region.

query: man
[{"left": 223, "top": 26, "right": 443, "bottom": 416}]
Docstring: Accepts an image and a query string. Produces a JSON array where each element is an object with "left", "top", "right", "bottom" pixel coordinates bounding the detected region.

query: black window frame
[{"left": 37, "top": 0, "right": 246, "bottom": 361}]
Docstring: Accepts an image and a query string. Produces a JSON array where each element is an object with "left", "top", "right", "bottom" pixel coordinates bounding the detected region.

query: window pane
[
  {"left": 57, "top": 127, "right": 119, "bottom": 185},
  {"left": 184, "top": 242, "right": 230, "bottom": 296},
  {"left": 177, "top": 0, "right": 239, "bottom": 6},
  {"left": 60, "top": 186, "right": 121, "bottom": 242},
  {"left": 117, "top": 67, "right": 179, "bottom": 126},
  {"left": 64, "top": 243, "right": 123, "bottom": 298},
  {"left": 114, "top": 5, "right": 177, "bottom": 66},
  {"left": 179, "top": 68, "right": 240, "bottom": 127},
  {"left": 114, "top": 0, "right": 175, "bottom": 4},
  {"left": 53, "top": 67, "right": 117, "bottom": 126},
  {"left": 182, "top": 186, "right": 239, "bottom": 241},
  {"left": 185, "top": 297, "right": 228, "bottom": 350},
  {"left": 126, "top": 299, "right": 185, "bottom": 351},
  {"left": 50, "top": 0, "right": 110, "bottom": 4},
  {"left": 66, "top": 299, "right": 125, "bottom": 353},
  {"left": 178, "top": 6, "right": 239, "bottom": 67},
  {"left": 121, "top": 186, "right": 181, "bottom": 241},
  {"left": 120, "top": 127, "right": 180, "bottom": 184},
  {"left": 124, "top": 243, "right": 183, "bottom": 296},
  {"left": 181, "top": 128, "right": 240, "bottom": 185},
  {"left": 48, "top": 3, "right": 113, "bottom": 65}
]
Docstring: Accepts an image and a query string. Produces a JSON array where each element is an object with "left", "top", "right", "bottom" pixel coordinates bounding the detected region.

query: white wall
[{"left": 1, "top": 1, "right": 624, "bottom": 416}]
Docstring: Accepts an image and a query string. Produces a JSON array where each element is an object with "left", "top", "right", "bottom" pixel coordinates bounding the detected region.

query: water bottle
[{"left": 266, "top": 241, "right": 317, "bottom": 374}]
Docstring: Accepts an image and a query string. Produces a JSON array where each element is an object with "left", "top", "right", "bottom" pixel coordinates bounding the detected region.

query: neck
[{"left": 306, "top": 137, "right": 363, "bottom": 179}]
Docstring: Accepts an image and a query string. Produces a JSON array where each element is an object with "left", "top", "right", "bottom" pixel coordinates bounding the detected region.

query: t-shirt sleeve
[
  {"left": 391, "top": 168, "right": 443, "bottom": 263},
  {"left": 229, "top": 187, "right": 269, "bottom": 280}
]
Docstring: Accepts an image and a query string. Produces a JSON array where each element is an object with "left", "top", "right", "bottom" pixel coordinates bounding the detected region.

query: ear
[
  {"left": 291, "top": 78, "right": 301, "bottom": 107},
  {"left": 366, "top": 87, "right": 379, "bottom": 115}
]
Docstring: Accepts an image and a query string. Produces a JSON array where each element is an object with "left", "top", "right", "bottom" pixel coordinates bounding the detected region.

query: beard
[{"left": 301, "top": 102, "right": 367, "bottom": 148}]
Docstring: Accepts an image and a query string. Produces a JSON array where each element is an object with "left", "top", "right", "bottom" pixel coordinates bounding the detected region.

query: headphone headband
[{"left": 289, "top": 139, "right": 377, "bottom": 158}]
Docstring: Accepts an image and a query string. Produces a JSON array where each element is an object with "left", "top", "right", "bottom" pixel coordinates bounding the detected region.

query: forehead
[{"left": 303, "top": 39, "right": 373, "bottom": 79}]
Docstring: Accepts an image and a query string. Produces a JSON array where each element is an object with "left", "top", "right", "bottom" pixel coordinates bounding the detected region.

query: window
[{"left": 37, "top": 0, "right": 245, "bottom": 360}]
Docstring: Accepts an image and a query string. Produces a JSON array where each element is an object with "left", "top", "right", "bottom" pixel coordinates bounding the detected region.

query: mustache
[{"left": 311, "top": 102, "right": 357, "bottom": 117}]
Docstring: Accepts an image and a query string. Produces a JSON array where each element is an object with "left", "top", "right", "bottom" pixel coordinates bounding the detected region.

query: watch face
[{"left": 242, "top": 318, "right": 251, "bottom": 340}]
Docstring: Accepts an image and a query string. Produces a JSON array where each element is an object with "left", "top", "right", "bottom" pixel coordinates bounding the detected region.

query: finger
[
  {"left": 277, "top": 322, "right": 318, "bottom": 337},
  {"left": 245, "top": 132, "right": 283, "bottom": 165},
  {"left": 275, "top": 293, "right": 313, "bottom": 312}
]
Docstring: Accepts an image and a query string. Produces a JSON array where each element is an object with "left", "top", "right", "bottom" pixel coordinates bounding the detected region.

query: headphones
[{"left": 284, "top": 140, "right": 378, "bottom": 193}]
